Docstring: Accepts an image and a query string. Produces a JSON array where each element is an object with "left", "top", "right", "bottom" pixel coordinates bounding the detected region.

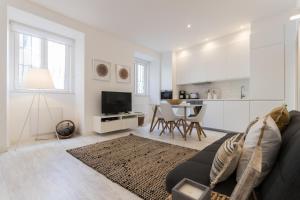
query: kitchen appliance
[
  {"left": 161, "top": 90, "right": 173, "bottom": 100},
  {"left": 179, "top": 90, "right": 186, "bottom": 99},
  {"left": 189, "top": 93, "right": 199, "bottom": 99}
]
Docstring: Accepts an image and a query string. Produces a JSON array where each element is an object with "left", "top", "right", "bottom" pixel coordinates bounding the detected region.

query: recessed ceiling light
[
  {"left": 187, "top": 24, "right": 192, "bottom": 29},
  {"left": 290, "top": 14, "right": 300, "bottom": 21}
]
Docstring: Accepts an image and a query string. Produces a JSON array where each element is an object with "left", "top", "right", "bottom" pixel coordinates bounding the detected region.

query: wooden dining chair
[
  {"left": 159, "top": 103, "right": 184, "bottom": 138},
  {"left": 185, "top": 104, "right": 207, "bottom": 141}
]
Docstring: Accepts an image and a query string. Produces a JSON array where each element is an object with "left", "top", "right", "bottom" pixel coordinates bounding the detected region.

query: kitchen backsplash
[{"left": 178, "top": 79, "right": 249, "bottom": 99}]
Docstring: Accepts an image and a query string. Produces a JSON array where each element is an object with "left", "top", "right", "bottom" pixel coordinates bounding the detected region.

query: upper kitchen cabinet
[
  {"left": 249, "top": 15, "right": 286, "bottom": 100},
  {"left": 175, "top": 30, "right": 250, "bottom": 85},
  {"left": 250, "top": 43, "right": 285, "bottom": 100}
]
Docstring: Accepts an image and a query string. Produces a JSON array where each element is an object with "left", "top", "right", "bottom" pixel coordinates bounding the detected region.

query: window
[
  {"left": 11, "top": 22, "right": 73, "bottom": 92},
  {"left": 134, "top": 59, "right": 149, "bottom": 96}
]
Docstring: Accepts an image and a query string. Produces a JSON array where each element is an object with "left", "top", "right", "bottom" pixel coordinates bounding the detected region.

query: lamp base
[{"left": 16, "top": 93, "right": 60, "bottom": 149}]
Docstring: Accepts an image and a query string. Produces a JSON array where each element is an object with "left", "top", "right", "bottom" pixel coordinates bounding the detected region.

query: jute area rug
[{"left": 67, "top": 134, "right": 199, "bottom": 200}]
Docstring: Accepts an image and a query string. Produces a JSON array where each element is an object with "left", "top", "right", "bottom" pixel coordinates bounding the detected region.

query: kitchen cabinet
[
  {"left": 175, "top": 31, "right": 250, "bottom": 85},
  {"left": 223, "top": 101, "right": 250, "bottom": 132},
  {"left": 203, "top": 101, "right": 224, "bottom": 130},
  {"left": 250, "top": 101, "right": 284, "bottom": 120},
  {"left": 249, "top": 16, "right": 285, "bottom": 100},
  {"left": 250, "top": 43, "right": 285, "bottom": 100},
  {"left": 201, "top": 100, "right": 285, "bottom": 132}
]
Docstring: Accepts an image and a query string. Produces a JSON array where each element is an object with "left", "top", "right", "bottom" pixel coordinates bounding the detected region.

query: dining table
[{"left": 149, "top": 103, "right": 203, "bottom": 132}]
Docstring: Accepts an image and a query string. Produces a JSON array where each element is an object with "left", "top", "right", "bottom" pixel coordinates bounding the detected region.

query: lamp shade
[{"left": 23, "top": 68, "right": 55, "bottom": 89}]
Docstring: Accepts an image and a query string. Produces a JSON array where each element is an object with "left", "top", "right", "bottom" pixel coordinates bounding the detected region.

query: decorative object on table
[
  {"left": 93, "top": 59, "right": 111, "bottom": 81},
  {"left": 16, "top": 68, "right": 60, "bottom": 148},
  {"left": 67, "top": 134, "right": 198, "bottom": 200},
  {"left": 236, "top": 115, "right": 281, "bottom": 186},
  {"left": 167, "top": 99, "right": 183, "bottom": 105},
  {"left": 172, "top": 178, "right": 211, "bottom": 200},
  {"left": 210, "top": 134, "right": 244, "bottom": 188},
  {"left": 56, "top": 120, "right": 76, "bottom": 139},
  {"left": 166, "top": 192, "right": 230, "bottom": 200},
  {"left": 116, "top": 64, "right": 130, "bottom": 83}
]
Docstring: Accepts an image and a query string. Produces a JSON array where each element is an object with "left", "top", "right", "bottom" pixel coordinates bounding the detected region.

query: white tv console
[{"left": 93, "top": 113, "right": 138, "bottom": 134}]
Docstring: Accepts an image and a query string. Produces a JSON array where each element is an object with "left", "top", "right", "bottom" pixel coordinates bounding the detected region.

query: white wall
[
  {"left": 0, "top": 0, "right": 8, "bottom": 152},
  {"left": 161, "top": 52, "right": 172, "bottom": 91},
  {"left": 4, "top": 0, "right": 160, "bottom": 145}
]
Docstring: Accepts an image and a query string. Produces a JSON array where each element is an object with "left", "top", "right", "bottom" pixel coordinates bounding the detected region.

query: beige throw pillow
[
  {"left": 268, "top": 104, "right": 290, "bottom": 131},
  {"left": 210, "top": 134, "right": 244, "bottom": 188},
  {"left": 236, "top": 116, "right": 281, "bottom": 187}
]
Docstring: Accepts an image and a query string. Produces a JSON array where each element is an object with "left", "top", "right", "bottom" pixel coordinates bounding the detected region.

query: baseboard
[{"left": 203, "top": 127, "right": 238, "bottom": 134}]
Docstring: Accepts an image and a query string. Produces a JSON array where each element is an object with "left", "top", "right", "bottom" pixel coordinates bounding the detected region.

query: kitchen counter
[{"left": 182, "top": 99, "right": 284, "bottom": 102}]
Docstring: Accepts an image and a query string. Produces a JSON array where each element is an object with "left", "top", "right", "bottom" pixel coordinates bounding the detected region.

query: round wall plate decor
[
  {"left": 116, "top": 64, "right": 130, "bottom": 83},
  {"left": 93, "top": 59, "right": 111, "bottom": 81}
]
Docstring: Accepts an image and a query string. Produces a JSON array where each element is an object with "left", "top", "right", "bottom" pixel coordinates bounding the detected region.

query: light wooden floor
[{"left": 0, "top": 125, "right": 226, "bottom": 200}]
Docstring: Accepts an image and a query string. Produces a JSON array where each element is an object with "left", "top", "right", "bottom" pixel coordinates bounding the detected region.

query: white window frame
[
  {"left": 10, "top": 22, "right": 74, "bottom": 93},
  {"left": 134, "top": 58, "right": 150, "bottom": 96}
]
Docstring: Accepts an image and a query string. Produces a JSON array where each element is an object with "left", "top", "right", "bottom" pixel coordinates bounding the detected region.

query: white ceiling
[{"left": 29, "top": 0, "right": 297, "bottom": 52}]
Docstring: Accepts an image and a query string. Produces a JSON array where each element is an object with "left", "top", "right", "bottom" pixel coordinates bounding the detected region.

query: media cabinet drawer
[
  {"left": 101, "top": 120, "right": 123, "bottom": 133},
  {"left": 93, "top": 114, "right": 138, "bottom": 134},
  {"left": 122, "top": 118, "right": 138, "bottom": 129}
]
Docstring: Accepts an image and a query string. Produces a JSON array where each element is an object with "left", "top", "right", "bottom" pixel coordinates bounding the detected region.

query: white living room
[{"left": 0, "top": 0, "right": 300, "bottom": 200}]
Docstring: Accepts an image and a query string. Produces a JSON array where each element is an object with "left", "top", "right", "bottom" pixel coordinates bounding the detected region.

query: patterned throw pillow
[
  {"left": 236, "top": 116, "right": 281, "bottom": 187},
  {"left": 210, "top": 134, "right": 244, "bottom": 188}
]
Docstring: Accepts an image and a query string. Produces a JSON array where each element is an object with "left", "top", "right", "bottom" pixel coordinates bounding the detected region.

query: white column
[{"left": 0, "top": 0, "right": 8, "bottom": 152}]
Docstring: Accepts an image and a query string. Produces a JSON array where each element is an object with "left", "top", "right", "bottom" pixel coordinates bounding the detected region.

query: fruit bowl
[{"left": 167, "top": 99, "right": 183, "bottom": 105}]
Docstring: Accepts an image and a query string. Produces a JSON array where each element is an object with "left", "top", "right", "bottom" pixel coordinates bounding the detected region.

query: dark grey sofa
[{"left": 166, "top": 111, "right": 300, "bottom": 200}]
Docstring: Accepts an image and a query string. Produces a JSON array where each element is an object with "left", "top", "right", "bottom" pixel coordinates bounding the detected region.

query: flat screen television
[{"left": 101, "top": 91, "right": 132, "bottom": 115}]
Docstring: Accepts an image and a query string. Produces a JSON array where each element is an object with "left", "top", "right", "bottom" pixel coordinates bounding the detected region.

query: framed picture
[
  {"left": 93, "top": 59, "right": 111, "bottom": 81},
  {"left": 116, "top": 64, "right": 131, "bottom": 83}
]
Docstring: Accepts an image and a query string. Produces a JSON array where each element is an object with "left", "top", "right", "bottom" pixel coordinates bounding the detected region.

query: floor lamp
[{"left": 16, "top": 68, "right": 60, "bottom": 148}]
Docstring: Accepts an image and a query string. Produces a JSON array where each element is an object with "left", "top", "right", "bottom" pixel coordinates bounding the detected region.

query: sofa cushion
[
  {"left": 256, "top": 111, "right": 300, "bottom": 200},
  {"left": 166, "top": 134, "right": 236, "bottom": 196}
]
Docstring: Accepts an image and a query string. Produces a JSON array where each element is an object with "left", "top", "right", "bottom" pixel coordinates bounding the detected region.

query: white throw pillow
[{"left": 236, "top": 116, "right": 281, "bottom": 187}]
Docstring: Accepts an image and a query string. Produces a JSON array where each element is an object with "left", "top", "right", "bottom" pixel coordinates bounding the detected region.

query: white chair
[
  {"left": 150, "top": 106, "right": 165, "bottom": 132},
  {"left": 185, "top": 104, "right": 207, "bottom": 141},
  {"left": 159, "top": 103, "right": 184, "bottom": 138}
]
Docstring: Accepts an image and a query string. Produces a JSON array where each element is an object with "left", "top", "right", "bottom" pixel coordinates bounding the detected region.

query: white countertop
[{"left": 179, "top": 99, "right": 284, "bottom": 102}]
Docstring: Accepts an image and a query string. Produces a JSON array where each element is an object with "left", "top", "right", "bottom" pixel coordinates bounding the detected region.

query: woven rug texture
[{"left": 67, "top": 134, "right": 199, "bottom": 200}]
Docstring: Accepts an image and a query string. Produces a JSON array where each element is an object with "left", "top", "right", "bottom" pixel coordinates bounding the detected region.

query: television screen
[{"left": 101, "top": 91, "right": 132, "bottom": 114}]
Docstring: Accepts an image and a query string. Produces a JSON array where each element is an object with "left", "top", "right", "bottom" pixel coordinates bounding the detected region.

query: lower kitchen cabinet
[
  {"left": 203, "top": 101, "right": 224, "bottom": 130},
  {"left": 223, "top": 101, "right": 250, "bottom": 132},
  {"left": 250, "top": 101, "right": 284, "bottom": 120}
]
